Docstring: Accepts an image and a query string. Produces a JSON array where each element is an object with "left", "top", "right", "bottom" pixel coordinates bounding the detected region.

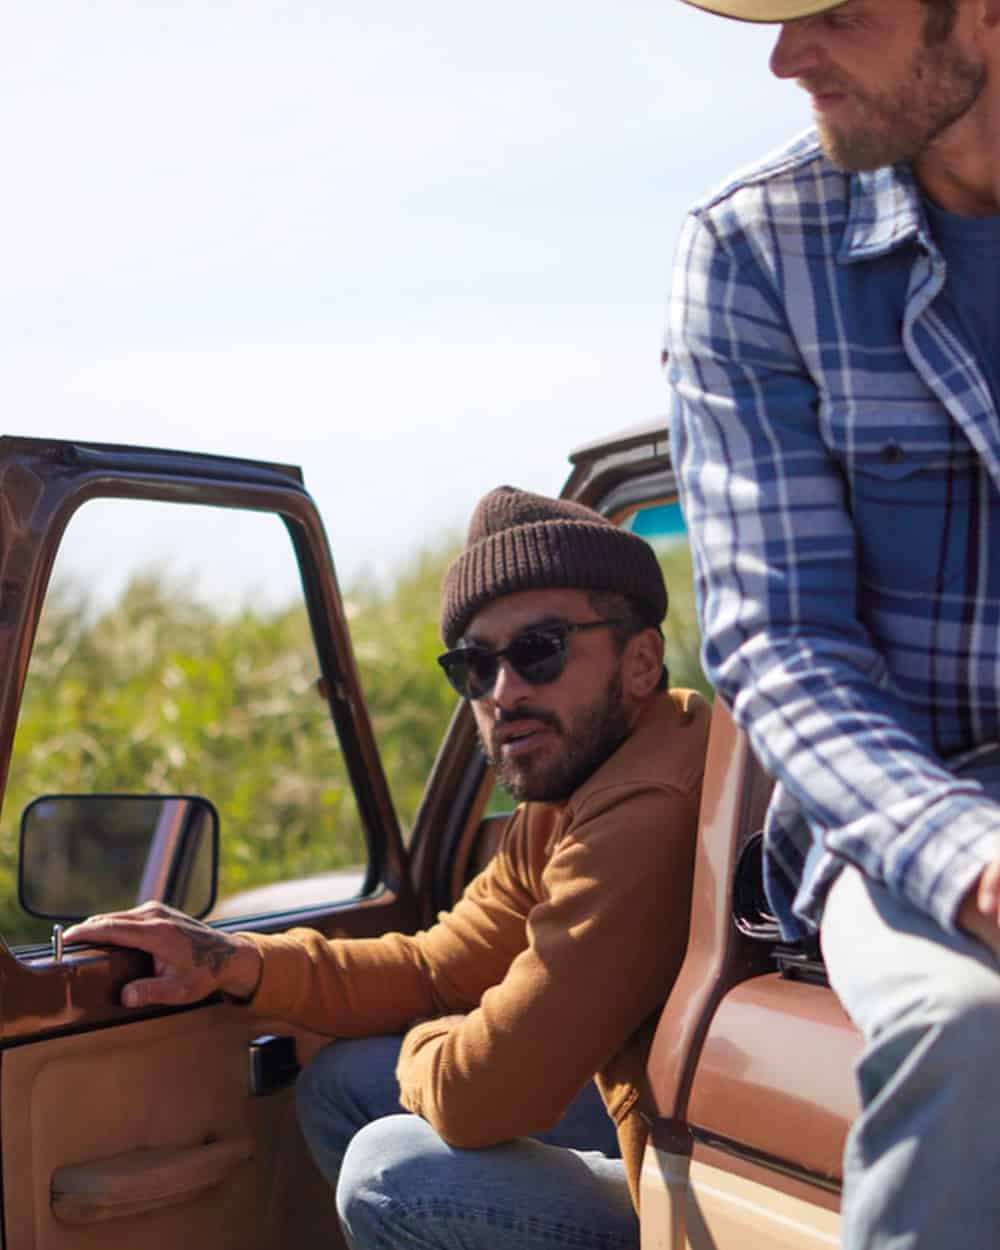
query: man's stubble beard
[
  {"left": 813, "top": 35, "right": 984, "bottom": 172},
  {"left": 483, "top": 670, "right": 632, "bottom": 803}
]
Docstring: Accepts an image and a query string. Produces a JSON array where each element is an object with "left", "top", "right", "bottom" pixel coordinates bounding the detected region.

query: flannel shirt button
[{"left": 882, "top": 443, "right": 904, "bottom": 465}]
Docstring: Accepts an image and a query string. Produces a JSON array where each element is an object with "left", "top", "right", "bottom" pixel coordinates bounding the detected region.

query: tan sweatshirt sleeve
[
  {"left": 396, "top": 780, "right": 698, "bottom": 1146},
  {"left": 238, "top": 811, "right": 537, "bottom": 1037},
  {"left": 238, "top": 927, "right": 440, "bottom": 1036}
]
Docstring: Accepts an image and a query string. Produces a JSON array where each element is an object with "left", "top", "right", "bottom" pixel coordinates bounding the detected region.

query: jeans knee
[
  {"left": 336, "top": 1115, "right": 431, "bottom": 1238},
  {"left": 932, "top": 988, "right": 1000, "bottom": 1069},
  {"left": 860, "top": 981, "right": 1000, "bottom": 1115},
  {"left": 907, "top": 957, "right": 1000, "bottom": 1040}
]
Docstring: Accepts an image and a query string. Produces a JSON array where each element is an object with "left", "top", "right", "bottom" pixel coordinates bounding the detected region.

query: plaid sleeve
[{"left": 666, "top": 204, "right": 999, "bottom": 933}]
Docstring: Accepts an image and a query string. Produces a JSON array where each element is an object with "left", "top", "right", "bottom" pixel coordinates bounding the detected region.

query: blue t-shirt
[{"left": 924, "top": 195, "right": 1000, "bottom": 411}]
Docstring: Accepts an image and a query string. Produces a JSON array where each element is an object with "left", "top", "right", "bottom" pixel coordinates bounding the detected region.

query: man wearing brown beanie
[{"left": 65, "top": 485, "right": 709, "bottom": 1250}]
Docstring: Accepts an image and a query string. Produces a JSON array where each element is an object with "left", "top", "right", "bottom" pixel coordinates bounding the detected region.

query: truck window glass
[{"left": 1, "top": 497, "right": 370, "bottom": 946}]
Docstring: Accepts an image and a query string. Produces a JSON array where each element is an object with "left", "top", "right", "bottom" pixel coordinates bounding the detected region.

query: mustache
[
  {"left": 798, "top": 75, "right": 849, "bottom": 95},
  {"left": 494, "top": 705, "right": 561, "bottom": 730},
  {"left": 480, "top": 705, "right": 563, "bottom": 764}
]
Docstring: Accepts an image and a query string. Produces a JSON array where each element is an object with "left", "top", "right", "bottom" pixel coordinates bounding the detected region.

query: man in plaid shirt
[{"left": 667, "top": 0, "right": 1000, "bottom": 1245}]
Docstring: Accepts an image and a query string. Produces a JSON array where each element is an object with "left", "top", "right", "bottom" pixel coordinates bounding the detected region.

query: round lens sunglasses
[{"left": 437, "top": 618, "right": 623, "bottom": 701}]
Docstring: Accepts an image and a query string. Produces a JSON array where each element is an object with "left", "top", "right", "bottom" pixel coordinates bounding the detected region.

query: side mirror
[{"left": 18, "top": 794, "right": 219, "bottom": 922}]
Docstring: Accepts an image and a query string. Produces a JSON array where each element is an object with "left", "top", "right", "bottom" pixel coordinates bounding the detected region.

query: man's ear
[{"left": 623, "top": 627, "right": 666, "bottom": 699}]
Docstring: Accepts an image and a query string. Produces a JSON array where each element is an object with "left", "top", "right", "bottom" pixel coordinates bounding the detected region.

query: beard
[
  {"left": 808, "top": 35, "right": 984, "bottom": 172},
  {"left": 481, "top": 670, "right": 631, "bottom": 803}
]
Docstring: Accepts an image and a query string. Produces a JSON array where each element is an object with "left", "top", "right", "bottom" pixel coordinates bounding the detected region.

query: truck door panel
[
  {"left": 641, "top": 702, "right": 858, "bottom": 1249},
  {"left": 3, "top": 1006, "right": 260, "bottom": 1250},
  {"left": 0, "top": 437, "right": 426, "bottom": 1249}
]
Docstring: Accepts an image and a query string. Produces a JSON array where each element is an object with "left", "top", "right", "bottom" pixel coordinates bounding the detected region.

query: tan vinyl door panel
[
  {"left": 0, "top": 1003, "right": 315, "bottom": 1250},
  {"left": 640, "top": 1150, "right": 840, "bottom": 1250},
  {"left": 686, "top": 1161, "right": 840, "bottom": 1250}
]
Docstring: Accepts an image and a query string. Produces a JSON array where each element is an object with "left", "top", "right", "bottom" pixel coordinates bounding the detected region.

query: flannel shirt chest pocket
[{"left": 839, "top": 425, "right": 981, "bottom": 595}]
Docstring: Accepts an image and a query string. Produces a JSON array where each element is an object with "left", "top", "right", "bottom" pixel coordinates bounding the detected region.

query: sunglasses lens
[
  {"left": 437, "top": 628, "right": 569, "bottom": 699},
  {"left": 507, "top": 631, "right": 566, "bottom": 685},
  {"left": 438, "top": 648, "right": 497, "bottom": 699}
]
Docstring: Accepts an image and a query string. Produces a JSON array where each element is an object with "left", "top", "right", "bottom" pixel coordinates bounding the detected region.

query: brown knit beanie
[{"left": 441, "top": 485, "right": 668, "bottom": 646}]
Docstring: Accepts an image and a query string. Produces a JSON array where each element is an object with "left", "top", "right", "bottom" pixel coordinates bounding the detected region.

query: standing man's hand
[
  {"left": 958, "top": 858, "right": 1000, "bottom": 958},
  {"left": 63, "top": 902, "right": 262, "bottom": 1008}
]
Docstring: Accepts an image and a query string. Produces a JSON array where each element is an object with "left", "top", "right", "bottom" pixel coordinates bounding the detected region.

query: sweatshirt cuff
[{"left": 235, "top": 929, "right": 320, "bottom": 1017}]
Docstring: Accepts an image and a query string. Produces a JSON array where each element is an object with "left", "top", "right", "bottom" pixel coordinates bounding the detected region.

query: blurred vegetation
[
  {"left": 0, "top": 538, "right": 707, "bottom": 946},
  {"left": 660, "top": 541, "right": 710, "bottom": 703}
]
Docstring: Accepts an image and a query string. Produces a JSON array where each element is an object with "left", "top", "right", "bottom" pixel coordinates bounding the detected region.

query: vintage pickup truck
[{"left": 0, "top": 430, "right": 858, "bottom": 1250}]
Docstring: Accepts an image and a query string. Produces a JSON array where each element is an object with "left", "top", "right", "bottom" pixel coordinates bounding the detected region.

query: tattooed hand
[{"left": 63, "top": 901, "right": 262, "bottom": 1008}]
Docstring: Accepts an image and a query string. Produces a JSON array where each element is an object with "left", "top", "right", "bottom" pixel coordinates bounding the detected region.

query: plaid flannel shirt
[{"left": 667, "top": 129, "right": 1000, "bottom": 941}]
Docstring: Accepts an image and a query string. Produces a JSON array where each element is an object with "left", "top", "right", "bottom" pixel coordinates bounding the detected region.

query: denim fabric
[
  {"left": 667, "top": 128, "right": 1000, "bottom": 940},
  {"left": 296, "top": 1035, "right": 637, "bottom": 1250},
  {"left": 823, "top": 866, "right": 1000, "bottom": 1249}
]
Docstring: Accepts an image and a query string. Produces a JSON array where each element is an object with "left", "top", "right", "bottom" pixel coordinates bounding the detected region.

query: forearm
[
  {"left": 240, "top": 928, "right": 440, "bottom": 1035},
  {"left": 720, "top": 625, "right": 997, "bottom": 922}
]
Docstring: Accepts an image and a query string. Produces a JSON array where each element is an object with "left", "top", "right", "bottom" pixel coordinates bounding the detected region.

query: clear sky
[{"left": 2, "top": 1, "right": 811, "bottom": 596}]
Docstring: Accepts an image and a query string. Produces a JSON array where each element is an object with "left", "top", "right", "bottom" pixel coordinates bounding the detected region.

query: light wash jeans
[
  {"left": 823, "top": 865, "right": 1000, "bottom": 1249},
  {"left": 295, "top": 1034, "right": 638, "bottom": 1250}
]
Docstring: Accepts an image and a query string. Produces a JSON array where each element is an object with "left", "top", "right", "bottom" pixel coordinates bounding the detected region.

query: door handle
[{"left": 51, "top": 1136, "right": 254, "bottom": 1224}]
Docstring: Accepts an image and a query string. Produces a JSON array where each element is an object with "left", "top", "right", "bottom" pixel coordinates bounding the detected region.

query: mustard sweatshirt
[{"left": 244, "top": 687, "right": 709, "bottom": 1210}]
